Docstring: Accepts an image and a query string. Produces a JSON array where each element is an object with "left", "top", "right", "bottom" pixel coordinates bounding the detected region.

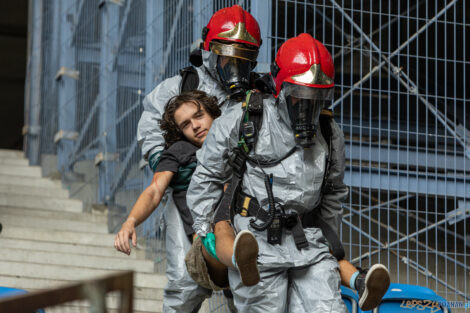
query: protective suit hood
[{"left": 202, "top": 49, "right": 222, "bottom": 85}]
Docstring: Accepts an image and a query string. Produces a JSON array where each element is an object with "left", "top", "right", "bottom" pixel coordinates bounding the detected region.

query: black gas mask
[
  {"left": 217, "top": 56, "right": 253, "bottom": 99},
  {"left": 210, "top": 41, "right": 258, "bottom": 100},
  {"left": 283, "top": 83, "right": 334, "bottom": 148}
]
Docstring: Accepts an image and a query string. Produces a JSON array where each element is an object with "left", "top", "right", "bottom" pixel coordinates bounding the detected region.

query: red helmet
[
  {"left": 271, "top": 33, "right": 334, "bottom": 96},
  {"left": 202, "top": 5, "right": 261, "bottom": 61}
]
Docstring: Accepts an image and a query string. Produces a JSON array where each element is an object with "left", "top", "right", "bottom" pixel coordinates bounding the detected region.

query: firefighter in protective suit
[
  {"left": 136, "top": 5, "right": 261, "bottom": 313},
  {"left": 188, "top": 34, "right": 351, "bottom": 312}
]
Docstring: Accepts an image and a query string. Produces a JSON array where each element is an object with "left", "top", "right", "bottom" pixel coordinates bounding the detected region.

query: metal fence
[{"left": 23, "top": 0, "right": 469, "bottom": 310}]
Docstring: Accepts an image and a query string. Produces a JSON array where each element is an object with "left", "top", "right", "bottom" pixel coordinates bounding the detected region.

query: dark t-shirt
[{"left": 155, "top": 141, "right": 199, "bottom": 236}]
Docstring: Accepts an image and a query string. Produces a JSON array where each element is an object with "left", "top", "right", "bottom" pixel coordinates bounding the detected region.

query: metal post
[
  {"left": 112, "top": 0, "right": 134, "bottom": 70},
  {"left": 23, "top": 0, "right": 33, "bottom": 155},
  {"left": 144, "top": 0, "right": 163, "bottom": 95},
  {"left": 98, "top": 1, "right": 120, "bottom": 203},
  {"left": 250, "top": 1, "right": 272, "bottom": 73},
  {"left": 192, "top": 0, "right": 213, "bottom": 44},
  {"left": 155, "top": 0, "right": 184, "bottom": 83},
  {"left": 56, "top": 0, "right": 78, "bottom": 172},
  {"left": 142, "top": 0, "right": 165, "bottom": 187},
  {"left": 25, "top": 0, "right": 44, "bottom": 165}
]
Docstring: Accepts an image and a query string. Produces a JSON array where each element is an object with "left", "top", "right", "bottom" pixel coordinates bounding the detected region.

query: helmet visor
[
  {"left": 210, "top": 41, "right": 259, "bottom": 62},
  {"left": 283, "top": 82, "right": 334, "bottom": 101}
]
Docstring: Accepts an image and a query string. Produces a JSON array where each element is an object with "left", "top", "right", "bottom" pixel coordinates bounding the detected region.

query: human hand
[{"left": 114, "top": 217, "right": 137, "bottom": 255}]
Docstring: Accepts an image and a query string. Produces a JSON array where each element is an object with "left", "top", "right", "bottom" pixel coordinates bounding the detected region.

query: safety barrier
[{"left": 0, "top": 271, "right": 133, "bottom": 313}]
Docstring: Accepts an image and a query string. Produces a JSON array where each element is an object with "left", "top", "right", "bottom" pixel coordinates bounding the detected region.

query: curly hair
[{"left": 159, "top": 90, "right": 221, "bottom": 148}]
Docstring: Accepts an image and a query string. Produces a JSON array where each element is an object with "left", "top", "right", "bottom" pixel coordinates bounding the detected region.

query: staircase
[{"left": 0, "top": 149, "right": 167, "bottom": 312}]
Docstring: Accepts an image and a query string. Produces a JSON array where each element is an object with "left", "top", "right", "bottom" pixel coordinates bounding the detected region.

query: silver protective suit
[
  {"left": 187, "top": 90, "right": 349, "bottom": 312},
  {"left": 137, "top": 50, "right": 236, "bottom": 313}
]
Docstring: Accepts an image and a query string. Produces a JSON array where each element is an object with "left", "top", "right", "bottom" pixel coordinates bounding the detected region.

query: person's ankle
[{"left": 350, "top": 270, "right": 360, "bottom": 289}]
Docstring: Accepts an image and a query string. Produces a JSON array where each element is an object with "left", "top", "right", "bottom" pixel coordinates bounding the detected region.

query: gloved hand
[{"left": 201, "top": 232, "right": 219, "bottom": 260}]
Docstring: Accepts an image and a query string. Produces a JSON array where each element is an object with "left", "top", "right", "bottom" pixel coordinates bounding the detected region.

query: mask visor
[
  {"left": 285, "top": 94, "right": 325, "bottom": 148},
  {"left": 217, "top": 56, "right": 252, "bottom": 91}
]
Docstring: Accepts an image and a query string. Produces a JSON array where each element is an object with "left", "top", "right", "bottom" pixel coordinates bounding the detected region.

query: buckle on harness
[
  {"left": 282, "top": 210, "right": 298, "bottom": 230},
  {"left": 242, "top": 121, "right": 256, "bottom": 148},
  {"left": 231, "top": 148, "right": 246, "bottom": 176},
  {"left": 267, "top": 210, "right": 283, "bottom": 245},
  {"left": 240, "top": 197, "right": 251, "bottom": 217}
]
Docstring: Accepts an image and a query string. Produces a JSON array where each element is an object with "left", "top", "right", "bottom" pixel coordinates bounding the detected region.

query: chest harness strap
[{"left": 211, "top": 91, "right": 344, "bottom": 257}]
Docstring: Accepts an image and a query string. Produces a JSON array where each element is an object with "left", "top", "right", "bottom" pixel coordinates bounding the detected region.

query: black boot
[{"left": 355, "top": 264, "right": 391, "bottom": 311}]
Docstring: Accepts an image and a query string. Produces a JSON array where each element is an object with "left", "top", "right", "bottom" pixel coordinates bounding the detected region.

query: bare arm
[{"left": 114, "top": 171, "right": 174, "bottom": 255}]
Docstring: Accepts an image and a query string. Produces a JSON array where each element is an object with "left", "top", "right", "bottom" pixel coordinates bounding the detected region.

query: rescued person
[{"left": 115, "top": 91, "right": 260, "bottom": 296}]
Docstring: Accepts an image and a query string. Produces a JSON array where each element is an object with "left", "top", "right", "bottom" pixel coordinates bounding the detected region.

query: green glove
[{"left": 201, "top": 232, "right": 219, "bottom": 260}]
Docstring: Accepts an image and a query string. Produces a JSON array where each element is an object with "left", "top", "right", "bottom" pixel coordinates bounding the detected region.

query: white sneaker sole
[
  {"left": 234, "top": 230, "right": 260, "bottom": 286},
  {"left": 359, "top": 264, "right": 391, "bottom": 311}
]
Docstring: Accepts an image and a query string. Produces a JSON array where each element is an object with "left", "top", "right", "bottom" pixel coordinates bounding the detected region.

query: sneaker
[
  {"left": 356, "top": 264, "right": 391, "bottom": 311},
  {"left": 233, "top": 230, "right": 260, "bottom": 286}
]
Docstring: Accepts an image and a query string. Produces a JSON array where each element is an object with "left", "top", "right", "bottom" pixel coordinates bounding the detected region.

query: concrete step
[
  {"left": 48, "top": 295, "right": 163, "bottom": 313},
  {"left": 1, "top": 225, "right": 116, "bottom": 247},
  {"left": 0, "top": 149, "right": 168, "bottom": 313},
  {"left": 0, "top": 214, "right": 108, "bottom": 234},
  {"left": 0, "top": 226, "right": 158, "bottom": 260},
  {"left": 45, "top": 306, "right": 159, "bottom": 313},
  {"left": 0, "top": 275, "right": 164, "bottom": 301},
  {"left": 67, "top": 180, "right": 99, "bottom": 207},
  {"left": 0, "top": 174, "right": 61, "bottom": 188},
  {"left": 0, "top": 260, "right": 167, "bottom": 290},
  {"left": 0, "top": 193, "right": 83, "bottom": 213},
  {"left": 0, "top": 277, "right": 163, "bottom": 313},
  {"left": 0, "top": 157, "right": 29, "bottom": 166},
  {"left": 0, "top": 183, "right": 69, "bottom": 198},
  {"left": 1, "top": 248, "right": 155, "bottom": 273},
  {"left": 0, "top": 237, "right": 148, "bottom": 261},
  {"left": 0, "top": 164, "right": 42, "bottom": 177},
  {"left": 0, "top": 206, "right": 107, "bottom": 224},
  {"left": 0, "top": 149, "right": 24, "bottom": 158}
]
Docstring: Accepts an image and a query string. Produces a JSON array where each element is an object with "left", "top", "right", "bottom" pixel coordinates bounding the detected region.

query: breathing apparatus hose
[{"left": 250, "top": 173, "right": 276, "bottom": 231}]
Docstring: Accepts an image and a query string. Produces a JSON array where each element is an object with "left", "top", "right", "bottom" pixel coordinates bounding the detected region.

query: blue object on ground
[
  {"left": 0, "top": 287, "right": 46, "bottom": 313},
  {"left": 376, "top": 283, "right": 451, "bottom": 313},
  {"left": 341, "top": 285, "right": 359, "bottom": 313}
]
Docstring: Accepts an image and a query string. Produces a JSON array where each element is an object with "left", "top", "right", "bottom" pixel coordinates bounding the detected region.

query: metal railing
[{"left": 0, "top": 271, "right": 133, "bottom": 313}]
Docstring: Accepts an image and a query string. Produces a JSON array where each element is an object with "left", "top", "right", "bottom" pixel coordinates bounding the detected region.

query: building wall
[{"left": 0, "top": 1, "right": 28, "bottom": 149}]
